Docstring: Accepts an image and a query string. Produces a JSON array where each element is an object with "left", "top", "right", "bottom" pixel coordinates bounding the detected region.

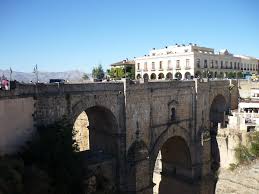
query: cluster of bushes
[
  {"left": 230, "top": 132, "right": 259, "bottom": 170},
  {"left": 0, "top": 118, "right": 84, "bottom": 194}
]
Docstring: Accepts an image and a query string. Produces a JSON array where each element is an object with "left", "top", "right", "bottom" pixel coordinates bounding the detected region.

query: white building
[
  {"left": 135, "top": 43, "right": 258, "bottom": 80},
  {"left": 228, "top": 88, "right": 259, "bottom": 132}
]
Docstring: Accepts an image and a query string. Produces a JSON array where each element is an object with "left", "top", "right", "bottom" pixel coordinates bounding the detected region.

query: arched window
[
  {"left": 151, "top": 73, "right": 156, "bottom": 80},
  {"left": 166, "top": 72, "right": 173, "bottom": 79},
  {"left": 143, "top": 73, "right": 149, "bottom": 80},
  {"left": 175, "top": 72, "right": 182, "bottom": 80},
  {"left": 158, "top": 73, "right": 165, "bottom": 79}
]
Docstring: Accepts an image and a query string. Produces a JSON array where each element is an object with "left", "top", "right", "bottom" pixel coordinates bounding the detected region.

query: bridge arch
[
  {"left": 209, "top": 94, "right": 227, "bottom": 127},
  {"left": 72, "top": 103, "right": 119, "bottom": 156},
  {"left": 150, "top": 125, "right": 194, "bottom": 194}
]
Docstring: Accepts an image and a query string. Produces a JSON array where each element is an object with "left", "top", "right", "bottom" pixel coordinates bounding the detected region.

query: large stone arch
[
  {"left": 72, "top": 102, "right": 119, "bottom": 156},
  {"left": 150, "top": 125, "right": 193, "bottom": 194},
  {"left": 150, "top": 124, "right": 191, "bottom": 167},
  {"left": 209, "top": 94, "right": 228, "bottom": 127}
]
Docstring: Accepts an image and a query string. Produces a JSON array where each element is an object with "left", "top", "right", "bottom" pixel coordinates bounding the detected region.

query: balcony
[
  {"left": 176, "top": 66, "right": 181, "bottom": 70},
  {"left": 185, "top": 66, "right": 191, "bottom": 70}
]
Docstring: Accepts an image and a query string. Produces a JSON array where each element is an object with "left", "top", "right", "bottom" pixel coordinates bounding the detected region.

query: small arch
[
  {"left": 224, "top": 72, "right": 228, "bottom": 78},
  {"left": 184, "top": 72, "right": 191, "bottom": 79},
  {"left": 208, "top": 71, "right": 213, "bottom": 78},
  {"left": 136, "top": 74, "right": 141, "bottom": 79},
  {"left": 195, "top": 71, "right": 201, "bottom": 78},
  {"left": 219, "top": 72, "right": 224, "bottom": 78},
  {"left": 151, "top": 73, "right": 156, "bottom": 80},
  {"left": 175, "top": 72, "right": 182, "bottom": 80},
  {"left": 143, "top": 73, "right": 149, "bottom": 80},
  {"left": 158, "top": 73, "right": 165, "bottom": 79},
  {"left": 166, "top": 72, "right": 173, "bottom": 80}
]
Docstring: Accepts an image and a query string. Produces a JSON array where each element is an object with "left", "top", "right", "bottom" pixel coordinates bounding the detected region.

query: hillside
[{"left": 0, "top": 69, "right": 91, "bottom": 83}]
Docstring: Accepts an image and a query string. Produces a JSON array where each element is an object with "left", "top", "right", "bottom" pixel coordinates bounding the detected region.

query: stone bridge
[{"left": 0, "top": 79, "right": 238, "bottom": 194}]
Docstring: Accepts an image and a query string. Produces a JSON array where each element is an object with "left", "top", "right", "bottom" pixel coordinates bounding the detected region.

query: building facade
[{"left": 135, "top": 44, "right": 258, "bottom": 80}]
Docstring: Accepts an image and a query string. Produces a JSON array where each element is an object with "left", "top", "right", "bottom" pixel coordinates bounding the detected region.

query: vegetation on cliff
[
  {"left": 230, "top": 132, "right": 259, "bottom": 170},
  {"left": 0, "top": 118, "right": 118, "bottom": 194}
]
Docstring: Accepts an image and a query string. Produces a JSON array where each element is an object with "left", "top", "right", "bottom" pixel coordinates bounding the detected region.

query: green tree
[
  {"left": 237, "top": 72, "right": 243, "bottom": 79},
  {"left": 108, "top": 67, "right": 125, "bottom": 80},
  {"left": 92, "top": 64, "right": 105, "bottom": 80}
]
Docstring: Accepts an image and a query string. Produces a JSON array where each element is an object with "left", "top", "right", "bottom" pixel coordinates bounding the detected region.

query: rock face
[{"left": 216, "top": 160, "right": 259, "bottom": 194}]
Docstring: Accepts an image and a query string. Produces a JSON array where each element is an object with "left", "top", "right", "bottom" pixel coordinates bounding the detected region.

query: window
[
  {"left": 225, "top": 61, "right": 228, "bottom": 69},
  {"left": 238, "top": 62, "right": 240, "bottom": 69},
  {"left": 168, "top": 60, "right": 172, "bottom": 70},
  {"left": 221, "top": 61, "right": 223, "bottom": 69},
  {"left": 152, "top": 62, "right": 155, "bottom": 70},
  {"left": 215, "top": 60, "right": 218, "bottom": 68},
  {"left": 204, "top": 59, "right": 207, "bottom": 68},
  {"left": 211, "top": 60, "right": 214, "bottom": 68},
  {"left": 159, "top": 61, "right": 163, "bottom": 70},
  {"left": 230, "top": 62, "right": 232, "bottom": 69},
  {"left": 144, "top": 62, "right": 147, "bottom": 71},
  {"left": 186, "top": 59, "right": 190, "bottom": 69},
  {"left": 234, "top": 62, "right": 236, "bottom": 69},
  {"left": 171, "top": 107, "right": 176, "bottom": 121},
  {"left": 137, "top": 63, "right": 140, "bottom": 70},
  {"left": 176, "top": 60, "right": 180, "bottom": 69},
  {"left": 196, "top": 58, "right": 200, "bottom": 68}
]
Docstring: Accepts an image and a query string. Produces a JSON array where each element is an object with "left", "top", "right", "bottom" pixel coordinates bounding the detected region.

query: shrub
[
  {"left": 234, "top": 144, "right": 254, "bottom": 164},
  {"left": 21, "top": 117, "right": 84, "bottom": 194},
  {"left": 229, "top": 163, "right": 238, "bottom": 171}
]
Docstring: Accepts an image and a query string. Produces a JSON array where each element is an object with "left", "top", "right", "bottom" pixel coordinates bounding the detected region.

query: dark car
[{"left": 49, "top": 79, "right": 66, "bottom": 84}]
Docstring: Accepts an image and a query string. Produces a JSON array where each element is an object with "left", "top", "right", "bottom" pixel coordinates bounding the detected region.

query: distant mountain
[{"left": 0, "top": 69, "right": 91, "bottom": 83}]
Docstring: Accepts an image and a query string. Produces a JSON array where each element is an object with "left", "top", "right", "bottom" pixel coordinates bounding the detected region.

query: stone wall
[
  {"left": 217, "top": 129, "right": 252, "bottom": 168},
  {"left": 0, "top": 97, "right": 35, "bottom": 155}
]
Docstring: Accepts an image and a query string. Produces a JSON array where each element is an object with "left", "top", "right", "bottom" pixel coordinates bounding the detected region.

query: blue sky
[{"left": 0, "top": 0, "right": 258, "bottom": 73}]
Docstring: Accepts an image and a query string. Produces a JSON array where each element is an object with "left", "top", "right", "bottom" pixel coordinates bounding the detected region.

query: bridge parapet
[{"left": 0, "top": 82, "right": 124, "bottom": 99}]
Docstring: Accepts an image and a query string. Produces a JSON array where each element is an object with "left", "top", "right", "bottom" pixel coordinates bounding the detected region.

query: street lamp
[{"left": 33, "top": 64, "right": 39, "bottom": 83}]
